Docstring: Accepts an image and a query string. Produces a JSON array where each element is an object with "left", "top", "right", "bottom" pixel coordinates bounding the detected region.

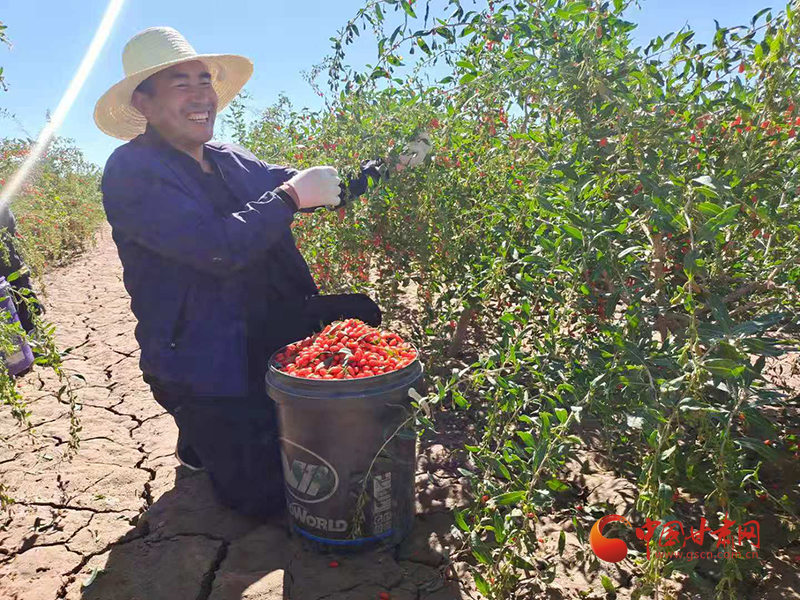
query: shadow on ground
[{"left": 64, "top": 458, "right": 468, "bottom": 600}]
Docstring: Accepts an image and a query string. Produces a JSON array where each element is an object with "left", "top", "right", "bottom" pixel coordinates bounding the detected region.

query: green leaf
[
  {"left": 647, "top": 430, "right": 658, "bottom": 448},
  {"left": 454, "top": 508, "right": 470, "bottom": 532},
  {"left": 495, "top": 490, "right": 526, "bottom": 505},
  {"left": 459, "top": 72, "right": 477, "bottom": 85},
  {"left": 761, "top": 40, "right": 771, "bottom": 60},
  {"left": 558, "top": 530, "right": 566, "bottom": 555},
  {"left": 546, "top": 478, "right": 569, "bottom": 492},
  {"left": 400, "top": 0, "right": 417, "bottom": 18},
  {"left": 456, "top": 60, "right": 476, "bottom": 70},
  {"left": 752, "top": 7, "right": 771, "bottom": 26},
  {"left": 660, "top": 445, "right": 677, "bottom": 460},
  {"left": 702, "top": 358, "right": 744, "bottom": 377},
  {"left": 436, "top": 26, "right": 456, "bottom": 44},
  {"left": 555, "top": 407, "right": 568, "bottom": 424},
  {"left": 471, "top": 531, "right": 491, "bottom": 565},
  {"left": 386, "top": 54, "right": 404, "bottom": 66},
  {"left": 370, "top": 67, "right": 390, "bottom": 80},
  {"left": 701, "top": 205, "right": 739, "bottom": 240},
  {"left": 601, "top": 575, "right": 615, "bottom": 593},
  {"left": 416, "top": 37, "right": 432, "bottom": 55},
  {"left": 619, "top": 246, "right": 643, "bottom": 259},
  {"left": 517, "top": 431, "right": 536, "bottom": 447},
  {"left": 658, "top": 483, "right": 673, "bottom": 507},
  {"left": 493, "top": 510, "right": 506, "bottom": 543},
  {"left": 565, "top": 1, "right": 589, "bottom": 15},
  {"left": 562, "top": 224, "right": 584, "bottom": 241},
  {"left": 731, "top": 312, "right": 785, "bottom": 337},
  {"left": 696, "top": 202, "right": 722, "bottom": 216},
  {"left": 531, "top": 446, "right": 548, "bottom": 471},
  {"left": 540, "top": 412, "right": 551, "bottom": 433},
  {"left": 493, "top": 458, "right": 512, "bottom": 480},
  {"left": 736, "top": 437, "right": 781, "bottom": 461},
  {"left": 692, "top": 176, "right": 719, "bottom": 199},
  {"left": 574, "top": 516, "right": 586, "bottom": 545},
  {"left": 473, "top": 570, "right": 491, "bottom": 595},
  {"left": 389, "top": 25, "right": 403, "bottom": 45}
]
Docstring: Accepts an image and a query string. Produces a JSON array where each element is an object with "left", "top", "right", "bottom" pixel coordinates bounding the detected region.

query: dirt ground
[
  {"left": 1, "top": 221, "right": 799, "bottom": 600},
  {"left": 0, "top": 222, "right": 481, "bottom": 600}
]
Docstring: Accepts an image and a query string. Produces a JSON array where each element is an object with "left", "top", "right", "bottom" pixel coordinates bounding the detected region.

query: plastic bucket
[
  {"left": 265, "top": 349, "right": 424, "bottom": 551},
  {"left": 0, "top": 277, "right": 33, "bottom": 376}
]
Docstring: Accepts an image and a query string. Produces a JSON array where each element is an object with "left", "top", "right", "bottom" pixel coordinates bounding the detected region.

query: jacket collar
[
  {"left": 138, "top": 122, "right": 179, "bottom": 152},
  {"left": 134, "top": 123, "right": 243, "bottom": 194},
  {"left": 137, "top": 123, "right": 222, "bottom": 166}
]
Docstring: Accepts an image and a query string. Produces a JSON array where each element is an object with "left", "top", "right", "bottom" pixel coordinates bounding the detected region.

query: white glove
[
  {"left": 283, "top": 166, "right": 342, "bottom": 210},
  {"left": 397, "top": 132, "right": 432, "bottom": 169}
]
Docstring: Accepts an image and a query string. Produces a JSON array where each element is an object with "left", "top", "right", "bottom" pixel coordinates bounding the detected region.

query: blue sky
[{"left": 0, "top": 0, "right": 774, "bottom": 170}]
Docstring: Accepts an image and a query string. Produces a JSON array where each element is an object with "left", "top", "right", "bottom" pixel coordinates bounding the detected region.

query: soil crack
[
  {"left": 0, "top": 513, "right": 95, "bottom": 566},
  {"left": 195, "top": 539, "right": 230, "bottom": 600},
  {"left": 56, "top": 531, "right": 146, "bottom": 598},
  {"left": 134, "top": 444, "right": 157, "bottom": 508},
  {"left": 23, "top": 501, "right": 128, "bottom": 515}
]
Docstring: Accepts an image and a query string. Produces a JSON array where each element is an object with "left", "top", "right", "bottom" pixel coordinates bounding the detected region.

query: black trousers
[{"left": 151, "top": 384, "right": 286, "bottom": 518}]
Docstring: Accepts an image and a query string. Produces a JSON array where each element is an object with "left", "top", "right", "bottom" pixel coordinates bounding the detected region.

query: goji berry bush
[
  {"left": 229, "top": 1, "right": 800, "bottom": 597},
  {"left": 0, "top": 136, "right": 106, "bottom": 273}
]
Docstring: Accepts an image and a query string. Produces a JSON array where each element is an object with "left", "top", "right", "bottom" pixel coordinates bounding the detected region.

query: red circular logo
[{"left": 590, "top": 514, "right": 631, "bottom": 563}]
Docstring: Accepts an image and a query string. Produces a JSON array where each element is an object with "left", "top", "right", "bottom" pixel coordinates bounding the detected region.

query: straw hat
[{"left": 94, "top": 26, "right": 253, "bottom": 140}]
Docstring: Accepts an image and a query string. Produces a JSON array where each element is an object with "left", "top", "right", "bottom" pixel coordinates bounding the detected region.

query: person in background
[
  {"left": 0, "top": 204, "right": 43, "bottom": 336},
  {"left": 94, "top": 27, "right": 431, "bottom": 517}
]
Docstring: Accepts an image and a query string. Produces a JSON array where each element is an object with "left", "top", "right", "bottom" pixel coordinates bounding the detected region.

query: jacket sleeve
[
  {"left": 101, "top": 151, "right": 295, "bottom": 277},
  {"left": 226, "top": 142, "right": 299, "bottom": 187},
  {"left": 257, "top": 161, "right": 298, "bottom": 186}
]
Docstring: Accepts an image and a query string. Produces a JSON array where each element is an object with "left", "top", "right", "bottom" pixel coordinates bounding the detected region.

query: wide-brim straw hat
[{"left": 94, "top": 26, "right": 253, "bottom": 141}]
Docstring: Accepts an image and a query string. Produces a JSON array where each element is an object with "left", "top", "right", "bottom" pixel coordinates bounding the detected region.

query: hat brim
[{"left": 94, "top": 53, "right": 253, "bottom": 141}]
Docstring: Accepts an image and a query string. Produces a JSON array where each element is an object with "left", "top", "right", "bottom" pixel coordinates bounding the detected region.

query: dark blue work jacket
[{"left": 101, "top": 124, "right": 318, "bottom": 397}]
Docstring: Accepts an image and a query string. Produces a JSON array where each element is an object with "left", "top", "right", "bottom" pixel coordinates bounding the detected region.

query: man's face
[{"left": 133, "top": 60, "right": 218, "bottom": 149}]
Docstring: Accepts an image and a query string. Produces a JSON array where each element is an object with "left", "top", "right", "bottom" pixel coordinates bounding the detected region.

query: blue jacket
[{"left": 101, "top": 125, "right": 318, "bottom": 397}]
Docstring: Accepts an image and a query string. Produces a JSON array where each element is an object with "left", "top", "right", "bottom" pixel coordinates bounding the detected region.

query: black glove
[
  {"left": 335, "top": 158, "right": 389, "bottom": 210},
  {"left": 303, "top": 293, "right": 382, "bottom": 332},
  {"left": 298, "top": 159, "right": 388, "bottom": 214}
]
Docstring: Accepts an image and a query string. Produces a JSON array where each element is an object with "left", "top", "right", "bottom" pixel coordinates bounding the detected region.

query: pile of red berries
[{"left": 273, "top": 319, "right": 417, "bottom": 379}]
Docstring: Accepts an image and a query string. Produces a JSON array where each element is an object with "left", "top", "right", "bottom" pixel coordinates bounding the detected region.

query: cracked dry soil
[{"left": 0, "top": 223, "right": 478, "bottom": 600}]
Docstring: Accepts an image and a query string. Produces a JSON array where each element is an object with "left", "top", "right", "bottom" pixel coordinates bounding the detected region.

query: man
[{"left": 95, "top": 27, "right": 430, "bottom": 517}]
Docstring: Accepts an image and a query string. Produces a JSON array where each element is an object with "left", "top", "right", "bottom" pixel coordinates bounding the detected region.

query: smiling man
[
  {"left": 93, "top": 27, "right": 416, "bottom": 517},
  {"left": 132, "top": 61, "right": 217, "bottom": 167}
]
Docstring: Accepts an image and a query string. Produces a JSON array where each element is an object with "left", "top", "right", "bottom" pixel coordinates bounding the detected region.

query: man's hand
[
  {"left": 336, "top": 159, "right": 389, "bottom": 209},
  {"left": 282, "top": 166, "right": 342, "bottom": 210},
  {"left": 304, "top": 294, "right": 382, "bottom": 330},
  {"left": 396, "top": 131, "right": 432, "bottom": 170}
]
